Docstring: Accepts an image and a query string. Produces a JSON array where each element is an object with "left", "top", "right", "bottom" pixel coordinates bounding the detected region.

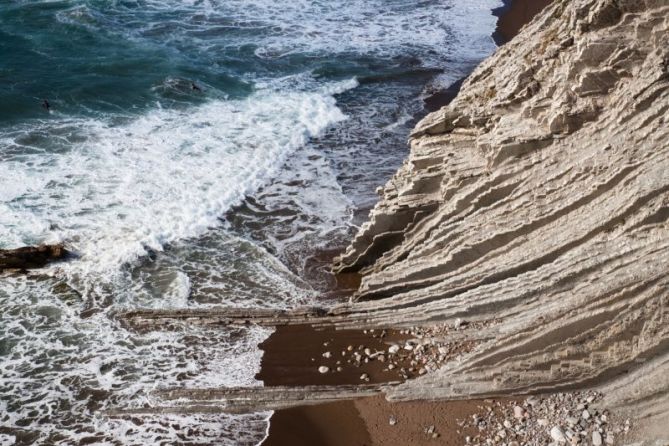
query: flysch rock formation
[{"left": 331, "top": 0, "right": 669, "bottom": 440}]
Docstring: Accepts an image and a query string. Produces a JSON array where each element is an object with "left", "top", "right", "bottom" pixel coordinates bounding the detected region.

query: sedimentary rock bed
[{"left": 333, "top": 0, "right": 669, "bottom": 436}]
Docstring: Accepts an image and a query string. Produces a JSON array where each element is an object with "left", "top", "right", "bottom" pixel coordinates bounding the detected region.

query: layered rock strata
[{"left": 333, "top": 0, "right": 669, "bottom": 437}]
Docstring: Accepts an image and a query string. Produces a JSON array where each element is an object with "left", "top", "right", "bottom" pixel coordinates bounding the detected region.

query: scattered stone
[
  {"left": 322, "top": 351, "right": 332, "bottom": 359},
  {"left": 389, "top": 416, "right": 397, "bottom": 426},
  {"left": 388, "top": 345, "right": 400, "bottom": 354},
  {"left": 514, "top": 406, "right": 525, "bottom": 419},
  {"left": 318, "top": 366, "right": 329, "bottom": 374}
]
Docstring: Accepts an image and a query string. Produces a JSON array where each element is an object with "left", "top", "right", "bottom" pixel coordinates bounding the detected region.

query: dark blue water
[{"left": 0, "top": 1, "right": 501, "bottom": 444}]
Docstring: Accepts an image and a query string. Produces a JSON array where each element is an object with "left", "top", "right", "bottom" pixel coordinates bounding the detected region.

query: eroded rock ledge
[{"left": 333, "top": 0, "right": 669, "bottom": 438}]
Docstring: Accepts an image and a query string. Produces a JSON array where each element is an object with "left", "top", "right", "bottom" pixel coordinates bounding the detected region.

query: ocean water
[{"left": 0, "top": 1, "right": 501, "bottom": 444}]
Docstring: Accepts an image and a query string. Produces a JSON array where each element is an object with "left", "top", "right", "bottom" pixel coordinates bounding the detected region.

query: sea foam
[{"left": 0, "top": 80, "right": 355, "bottom": 285}]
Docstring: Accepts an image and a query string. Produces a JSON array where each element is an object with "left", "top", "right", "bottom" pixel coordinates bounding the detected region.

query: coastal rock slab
[{"left": 331, "top": 0, "right": 669, "bottom": 441}]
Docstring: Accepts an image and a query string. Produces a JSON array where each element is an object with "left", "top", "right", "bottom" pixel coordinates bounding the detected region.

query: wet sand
[
  {"left": 494, "top": 0, "right": 554, "bottom": 44},
  {"left": 258, "top": 324, "right": 496, "bottom": 446}
]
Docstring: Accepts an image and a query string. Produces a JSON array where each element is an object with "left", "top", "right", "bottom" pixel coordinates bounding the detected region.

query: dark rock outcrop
[{"left": 0, "top": 244, "right": 69, "bottom": 270}]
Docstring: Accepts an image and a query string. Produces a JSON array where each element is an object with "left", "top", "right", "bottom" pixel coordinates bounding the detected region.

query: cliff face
[{"left": 334, "top": 0, "right": 669, "bottom": 435}]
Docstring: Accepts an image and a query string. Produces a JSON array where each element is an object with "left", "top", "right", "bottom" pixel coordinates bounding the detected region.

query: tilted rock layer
[{"left": 334, "top": 0, "right": 669, "bottom": 439}]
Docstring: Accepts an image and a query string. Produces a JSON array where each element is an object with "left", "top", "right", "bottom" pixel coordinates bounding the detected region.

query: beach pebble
[
  {"left": 526, "top": 396, "right": 540, "bottom": 407},
  {"left": 389, "top": 416, "right": 397, "bottom": 426},
  {"left": 582, "top": 410, "right": 591, "bottom": 420},
  {"left": 388, "top": 345, "right": 400, "bottom": 354},
  {"left": 550, "top": 426, "right": 567, "bottom": 443},
  {"left": 592, "top": 431, "right": 603, "bottom": 446},
  {"left": 360, "top": 373, "right": 369, "bottom": 381},
  {"left": 514, "top": 406, "right": 525, "bottom": 419},
  {"left": 322, "top": 351, "right": 332, "bottom": 359},
  {"left": 318, "top": 366, "right": 329, "bottom": 374}
]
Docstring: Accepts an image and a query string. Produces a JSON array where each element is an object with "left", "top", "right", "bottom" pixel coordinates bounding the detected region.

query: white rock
[
  {"left": 592, "top": 431, "right": 603, "bottom": 446},
  {"left": 318, "top": 366, "right": 329, "bottom": 374},
  {"left": 388, "top": 345, "right": 400, "bottom": 354},
  {"left": 389, "top": 415, "right": 397, "bottom": 426},
  {"left": 582, "top": 409, "right": 591, "bottom": 420},
  {"left": 550, "top": 426, "right": 567, "bottom": 443},
  {"left": 538, "top": 418, "right": 549, "bottom": 426},
  {"left": 322, "top": 351, "right": 332, "bottom": 358},
  {"left": 514, "top": 406, "right": 525, "bottom": 418}
]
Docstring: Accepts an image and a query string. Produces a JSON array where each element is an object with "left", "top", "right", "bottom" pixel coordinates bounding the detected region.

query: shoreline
[{"left": 260, "top": 1, "right": 554, "bottom": 444}]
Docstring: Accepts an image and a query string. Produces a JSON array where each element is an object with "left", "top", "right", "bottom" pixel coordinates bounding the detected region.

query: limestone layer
[{"left": 334, "top": 0, "right": 669, "bottom": 436}]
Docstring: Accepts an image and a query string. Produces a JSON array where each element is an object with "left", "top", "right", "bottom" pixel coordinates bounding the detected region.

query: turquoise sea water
[{"left": 0, "top": 1, "right": 501, "bottom": 444}]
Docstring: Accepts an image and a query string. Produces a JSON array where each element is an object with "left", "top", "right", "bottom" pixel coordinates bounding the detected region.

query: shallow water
[{"left": 0, "top": 1, "right": 501, "bottom": 444}]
